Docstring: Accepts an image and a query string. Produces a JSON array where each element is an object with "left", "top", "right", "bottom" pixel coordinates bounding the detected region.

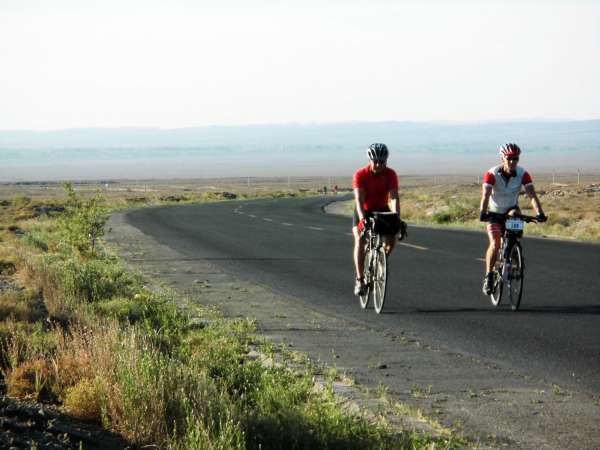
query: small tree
[{"left": 58, "top": 183, "right": 108, "bottom": 257}]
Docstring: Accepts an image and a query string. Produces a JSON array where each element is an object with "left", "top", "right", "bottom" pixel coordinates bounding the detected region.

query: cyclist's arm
[
  {"left": 480, "top": 184, "right": 492, "bottom": 213},
  {"left": 524, "top": 184, "right": 544, "bottom": 216},
  {"left": 354, "top": 187, "right": 366, "bottom": 222},
  {"left": 389, "top": 188, "right": 400, "bottom": 217}
]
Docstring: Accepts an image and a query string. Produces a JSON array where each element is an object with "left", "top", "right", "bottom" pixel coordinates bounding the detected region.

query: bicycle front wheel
[
  {"left": 507, "top": 243, "right": 524, "bottom": 311},
  {"left": 359, "top": 248, "right": 371, "bottom": 309},
  {"left": 372, "top": 248, "right": 388, "bottom": 314},
  {"left": 489, "top": 265, "right": 503, "bottom": 306}
]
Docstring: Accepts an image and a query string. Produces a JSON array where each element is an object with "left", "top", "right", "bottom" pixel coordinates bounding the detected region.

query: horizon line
[{"left": 2, "top": 117, "right": 600, "bottom": 133}]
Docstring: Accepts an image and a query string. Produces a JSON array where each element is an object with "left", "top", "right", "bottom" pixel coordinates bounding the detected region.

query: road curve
[{"left": 124, "top": 196, "right": 600, "bottom": 396}]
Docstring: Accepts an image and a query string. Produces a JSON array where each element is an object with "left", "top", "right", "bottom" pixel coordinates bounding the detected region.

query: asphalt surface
[{"left": 124, "top": 196, "right": 600, "bottom": 395}]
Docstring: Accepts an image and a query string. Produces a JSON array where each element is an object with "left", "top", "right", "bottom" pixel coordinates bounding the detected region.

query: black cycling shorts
[
  {"left": 352, "top": 207, "right": 390, "bottom": 227},
  {"left": 485, "top": 206, "right": 520, "bottom": 234},
  {"left": 486, "top": 206, "right": 520, "bottom": 224}
]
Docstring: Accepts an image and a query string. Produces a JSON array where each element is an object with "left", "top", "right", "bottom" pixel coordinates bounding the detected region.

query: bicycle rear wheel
[
  {"left": 507, "top": 243, "right": 524, "bottom": 311},
  {"left": 359, "top": 248, "right": 371, "bottom": 309},
  {"left": 372, "top": 248, "right": 388, "bottom": 314}
]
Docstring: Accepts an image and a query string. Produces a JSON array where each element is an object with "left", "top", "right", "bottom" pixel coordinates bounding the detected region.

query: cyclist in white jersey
[{"left": 479, "top": 143, "right": 547, "bottom": 295}]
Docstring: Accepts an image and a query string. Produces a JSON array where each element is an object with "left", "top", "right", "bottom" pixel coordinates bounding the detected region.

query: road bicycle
[
  {"left": 489, "top": 213, "right": 540, "bottom": 311},
  {"left": 359, "top": 212, "right": 399, "bottom": 314}
]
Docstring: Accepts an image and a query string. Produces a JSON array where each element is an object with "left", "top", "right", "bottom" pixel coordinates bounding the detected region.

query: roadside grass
[
  {"left": 338, "top": 182, "right": 600, "bottom": 241},
  {"left": 0, "top": 287, "right": 45, "bottom": 322},
  {"left": 0, "top": 186, "right": 459, "bottom": 449}
]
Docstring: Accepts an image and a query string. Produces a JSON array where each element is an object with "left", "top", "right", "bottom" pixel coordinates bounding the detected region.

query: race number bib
[{"left": 505, "top": 218, "right": 524, "bottom": 231}]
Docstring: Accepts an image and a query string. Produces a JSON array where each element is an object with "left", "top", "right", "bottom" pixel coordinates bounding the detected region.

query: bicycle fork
[
  {"left": 365, "top": 236, "right": 380, "bottom": 286},
  {"left": 366, "top": 248, "right": 376, "bottom": 285}
]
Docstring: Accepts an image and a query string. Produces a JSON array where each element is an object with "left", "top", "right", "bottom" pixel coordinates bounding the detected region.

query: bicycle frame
[
  {"left": 366, "top": 223, "right": 384, "bottom": 255},
  {"left": 490, "top": 213, "right": 538, "bottom": 310}
]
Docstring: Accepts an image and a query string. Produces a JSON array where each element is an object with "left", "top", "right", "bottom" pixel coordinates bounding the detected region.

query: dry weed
[
  {"left": 5, "top": 357, "right": 55, "bottom": 401},
  {"left": 17, "top": 253, "right": 74, "bottom": 322},
  {"left": 50, "top": 321, "right": 121, "bottom": 397}
]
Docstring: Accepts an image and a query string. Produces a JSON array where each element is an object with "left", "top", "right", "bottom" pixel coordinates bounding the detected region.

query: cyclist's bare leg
[
  {"left": 382, "top": 234, "right": 397, "bottom": 254},
  {"left": 353, "top": 226, "right": 366, "bottom": 279},
  {"left": 485, "top": 230, "right": 501, "bottom": 273}
]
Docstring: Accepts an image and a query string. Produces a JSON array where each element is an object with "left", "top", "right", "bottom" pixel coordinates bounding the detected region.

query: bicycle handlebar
[
  {"left": 509, "top": 213, "right": 539, "bottom": 223},
  {"left": 488, "top": 212, "right": 539, "bottom": 223}
]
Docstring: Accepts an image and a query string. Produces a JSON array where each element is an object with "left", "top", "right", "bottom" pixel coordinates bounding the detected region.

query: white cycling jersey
[{"left": 483, "top": 165, "right": 533, "bottom": 213}]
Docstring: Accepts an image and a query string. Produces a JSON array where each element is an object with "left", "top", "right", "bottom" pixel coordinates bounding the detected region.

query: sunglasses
[{"left": 506, "top": 157, "right": 519, "bottom": 162}]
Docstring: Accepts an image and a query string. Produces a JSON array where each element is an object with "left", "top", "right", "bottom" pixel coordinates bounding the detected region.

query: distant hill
[
  {"left": 1, "top": 120, "right": 599, "bottom": 151},
  {"left": 1, "top": 120, "right": 599, "bottom": 181}
]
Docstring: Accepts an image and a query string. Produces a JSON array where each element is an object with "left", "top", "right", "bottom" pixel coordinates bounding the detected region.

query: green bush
[
  {"left": 22, "top": 232, "right": 49, "bottom": 252},
  {"left": 111, "top": 345, "right": 237, "bottom": 447},
  {"left": 55, "top": 257, "right": 138, "bottom": 304},
  {"left": 94, "top": 297, "right": 145, "bottom": 323},
  {"left": 63, "top": 377, "right": 104, "bottom": 422},
  {"left": 57, "top": 183, "right": 108, "bottom": 256},
  {"left": 94, "top": 291, "right": 188, "bottom": 351}
]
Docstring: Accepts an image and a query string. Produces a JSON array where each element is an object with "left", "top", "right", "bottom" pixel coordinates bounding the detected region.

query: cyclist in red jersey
[
  {"left": 479, "top": 143, "right": 547, "bottom": 295},
  {"left": 353, "top": 143, "right": 402, "bottom": 296}
]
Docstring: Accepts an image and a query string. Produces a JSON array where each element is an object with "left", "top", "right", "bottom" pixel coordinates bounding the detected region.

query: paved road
[{"left": 125, "top": 196, "right": 600, "bottom": 395}]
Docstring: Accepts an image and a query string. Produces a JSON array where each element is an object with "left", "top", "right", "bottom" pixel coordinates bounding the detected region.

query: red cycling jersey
[{"left": 353, "top": 165, "right": 398, "bottom": 212}]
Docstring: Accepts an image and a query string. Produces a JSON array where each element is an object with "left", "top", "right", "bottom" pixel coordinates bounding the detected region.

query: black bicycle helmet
[{"left": 367, "top": 143, "right": 389, "bottom": 161}]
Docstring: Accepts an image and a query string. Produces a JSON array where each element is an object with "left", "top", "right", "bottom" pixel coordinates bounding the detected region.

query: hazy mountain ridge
[
  {"left": 1, "top": 121, "right": 598, "bottom": 181},
  {"left": 1, "top": 120, "right": 599, "bottom": 152}
]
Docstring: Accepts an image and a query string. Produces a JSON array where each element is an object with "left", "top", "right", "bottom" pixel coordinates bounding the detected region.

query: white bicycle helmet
[{"left": 499, "top": 143, "right": 521, "bottom": 158}]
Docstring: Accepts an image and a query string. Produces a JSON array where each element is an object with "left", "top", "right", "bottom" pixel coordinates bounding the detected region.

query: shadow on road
[
  {"left": 517, "top": 305, "right": 600, "bottom": 314},
  {"left": 378, "top": 305, "right": 600, "bottom": 315}
]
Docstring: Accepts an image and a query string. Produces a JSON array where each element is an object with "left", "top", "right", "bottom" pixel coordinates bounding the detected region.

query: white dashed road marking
[
  {"left": 398, "top": 242, "right": 428, "bottom": 251},
  {"left": 232, "top": 210, "right": 430, "bottom": 253},
  {"left": 476, "top": 257, "right": 486, "bottom": 262}
]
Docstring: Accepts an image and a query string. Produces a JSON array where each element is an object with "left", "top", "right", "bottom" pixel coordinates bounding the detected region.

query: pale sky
[{"left": 1, "top": 0, "right": 599, "bottom": 130}]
